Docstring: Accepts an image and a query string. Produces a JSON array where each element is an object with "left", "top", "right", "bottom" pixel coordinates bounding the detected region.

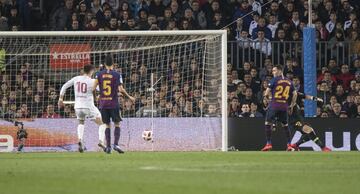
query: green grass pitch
[{"left": 0, "top": 152, "right": 359, "bottom": 194}]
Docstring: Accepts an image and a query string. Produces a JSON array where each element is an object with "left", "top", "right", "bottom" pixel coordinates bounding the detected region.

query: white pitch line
[
  {"left": 139, "top": 166, "right": 237, "bottom": 173},
  {"left": 139, "top": 166, "right": 360, "bottom": 174}
]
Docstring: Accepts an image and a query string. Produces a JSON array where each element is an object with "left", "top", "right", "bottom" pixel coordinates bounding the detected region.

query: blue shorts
[{"left": 265, "top": 108, "right": 288, "bottom": 125}]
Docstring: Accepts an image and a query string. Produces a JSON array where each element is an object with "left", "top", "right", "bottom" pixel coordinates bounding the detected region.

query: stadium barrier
[
  {"left": 0, "top": 118, "right": 222, "bottom": 152},
  {"left": 228, "top": 40, "right": 358, "bottom": 69},
  {"left": 229, "top": 118, "right": 360, "bottom": 151}
]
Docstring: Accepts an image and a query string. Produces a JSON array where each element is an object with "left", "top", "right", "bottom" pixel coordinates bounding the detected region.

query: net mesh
[
  {"left": 0, "top": 33, "right": 223, "bottom": 119},
  {"left": 0, "top": 32, "right": 225, "bottom": 151}
]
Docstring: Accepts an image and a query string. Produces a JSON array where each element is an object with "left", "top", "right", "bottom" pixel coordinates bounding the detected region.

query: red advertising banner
[{"left": 50, "top": 44, "right": 91, "bottom": 69}]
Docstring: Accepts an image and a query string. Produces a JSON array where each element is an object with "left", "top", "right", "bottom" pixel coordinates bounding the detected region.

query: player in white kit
[{"left": 58, "top": 65, "right": 106, "bottom": 153}]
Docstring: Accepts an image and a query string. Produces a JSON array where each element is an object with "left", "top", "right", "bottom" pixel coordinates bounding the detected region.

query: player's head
[
  {"left": 104, "top": 54, "right": 114, "bottom": 68},
  {"left": 272, "top": 65, "right": 283, "bottom": 77},
  {"left": 83, "top": 64, "right": 95, "bottom": 76}
]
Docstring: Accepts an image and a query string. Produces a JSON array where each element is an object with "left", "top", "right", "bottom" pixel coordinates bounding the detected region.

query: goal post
[{"left": 0, "top": 30, "right": 228, "bottom": 152}]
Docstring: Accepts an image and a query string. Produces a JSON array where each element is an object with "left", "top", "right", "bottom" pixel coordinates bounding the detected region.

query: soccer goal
[{"left": 0, "top": 30, "right": 227, "bottom": 152}]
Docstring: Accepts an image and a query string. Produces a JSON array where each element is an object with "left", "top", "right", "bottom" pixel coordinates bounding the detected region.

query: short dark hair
[
  {"left": 274, "top": 65, "right": 283, "bottom": 71},
  {"left": 105, "top": 54, "right": 113, "bottom": 66},
  {"left": 83, "top": 64, "right": 95, "bottom": 74}
]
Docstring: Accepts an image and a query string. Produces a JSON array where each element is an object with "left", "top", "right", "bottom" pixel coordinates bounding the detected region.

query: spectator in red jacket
[
  {"left": 318, "top": 70, "right": 337, "bottom": 90},
  {"left": 337, "top": 64, "right": 354, "bottom": 90},
  {"left": 41, "top": 104, "right": 61, "bottom": 118}
]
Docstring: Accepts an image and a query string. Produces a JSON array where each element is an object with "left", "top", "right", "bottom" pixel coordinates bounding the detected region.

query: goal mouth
[{"left": 0, "top": 30, "right": 228, "bottom": 152}]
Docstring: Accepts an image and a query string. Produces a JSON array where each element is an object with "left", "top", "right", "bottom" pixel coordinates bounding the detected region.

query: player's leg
[
  {"left": 297, "top": 124, "right": 331, "bottom": 152},
  {"left": 91, "top": 107, "right": 106, "bottom": 149},
  {"left": 94, "top": 117, "right": 106, "bottom": 149},
  {"left": 112, "top": 109, "right": 124, "bottom": 154},
  {"left": 100, "top": 109, "right": 112, "bottom": 154},
  {"left": 262, "top": 110, "right": 274, "bottom": 151},
  {"left": 75, "top": 109, "right": 86, "bottom": 153},
  {"left": 289, "top": 121, "right": 308, "bottom": 150},
  {"left": 278, "top": 111, "right": 292, "bottom": 151}
]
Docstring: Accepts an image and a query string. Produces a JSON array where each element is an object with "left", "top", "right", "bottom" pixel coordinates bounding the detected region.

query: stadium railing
[{"left": 228, "top": 41, "right": 359, "bottom": 69}]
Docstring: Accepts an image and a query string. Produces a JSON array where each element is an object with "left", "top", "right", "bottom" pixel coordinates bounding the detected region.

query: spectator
[
  {"left": 339, "top": 111, "right": 348, "bottom": 118},
  {"left": 235, "top": 0, "right": 253, "bottom": 26},
  {"left": 248, "top": 12, "right": 260, "bottom": 37},
  {"left": 149, "top": 0, "right": 165, "bottom": 18},
  {"left": 203, "top": 103, "right": 216, "bottom": 119},
  {"left": 7, "top": 6, "right": 20, "bottom": 29},
  {"left": 183, "top": 8, "right": 198, "bottom": 29},
  {"left": 288, "top": 10, "right": 300, "bottom": 32},
  {"left": 169, "top": 0, "right": 181, "bottom": 21},
  {"left": 209, "top": 11, "right": 225, "bottom": 29},
  {"left": 86, "top": 17, "right": 99, "bottom": 30},
  {"left": 252, "top": 30, "right": 272, "bottom": 56},
  {"left": 343, "top": 12, "right": 357, "bottom": 31},
  {"left": 41, "top": 104, "right": 61, "bottom": 118},
  {"left": 329, "top": 30, "right": 346, "bottom": 59},
  {"left": 103, "top": 0, "right": 119, "bottom": 13},
  {"left": 319, "top": 70, "right": 337, "bottom": 89},
  {"left": 356, "top": 104, "right": 360, "bottom": 118},
  {"left": 337, "top": 64, "right": 355, "bottom": 90},
  {"left": 0, "top": 96, "right": 8, "bottom": 118},
  {"left": 229, "top": 97, "right": 240, "bottom": 117},
  {"left": 243, "top": 73, "right": 260, "bottom": 93},
  {"left": 292, "top": 76, "right": 302, "bottom": 92},
  {"left": 329, "top": 102, "right": 342, "bottom": 118},
  {"left": 182, "top": 100, "right": 194, "bottom": 117},
  {"left": 50, "top": 0, "right": 74, "bottom": 31},
  {"left": 236, "top": 29, "right": 252, "bottom": 49},
  {"left": 317, "top": 81, "right": 332, "bottom": 105},
  {"left": 238, "top": 103, "right": 252, "bottom": 117},
  {"left": 136, "top": 97, "right": 159, "bottom": 117},
  {"left": 335, "top": 84, "right": 347, "bottom": 103},
  {"left": 320, "top": 111, "right": 329, "bottom": 118},
  {"left": 326, "top": 11, "right": 337, "bottom": 37},
  {"left": 240, "top": 87, "right": 256, "bottom": 105},
  {"left": 314, "top": 19, "right": 329, "bottom": 41},
  {"left": 267, "top": 14, "right": 279, "bottom": 39},
  {"left": 252, "top": 17, "right": 272, "bottom": 40},
  {"left": 191, "top": 0, "right": 206, "bottom": 29},
  {"left": 343, "top": 94, "right": 357, "bottom": 117},
  {"left": 250, "top": 102, "right": 263, "bottom": 117}
]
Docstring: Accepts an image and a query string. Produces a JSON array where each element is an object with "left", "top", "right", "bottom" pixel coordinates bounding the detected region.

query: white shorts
[{"left": 75, "top": 107, "right": 101, "bottom": 121}]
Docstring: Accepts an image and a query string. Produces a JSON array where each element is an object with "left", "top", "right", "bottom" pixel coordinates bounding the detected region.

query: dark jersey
[
  {"left": 268, "top": 76, "right": 294, "bottom": 111},
  {"left": 289, "top": 93, "right": 307, "bottom": 129},
  {"left": 96, "top": 69, "right": 123, "bottom": 109}
]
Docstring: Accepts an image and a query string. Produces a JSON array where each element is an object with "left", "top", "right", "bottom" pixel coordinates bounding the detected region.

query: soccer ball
[{"left": 142, "top": 130, "right": 153, "bottom": 141}]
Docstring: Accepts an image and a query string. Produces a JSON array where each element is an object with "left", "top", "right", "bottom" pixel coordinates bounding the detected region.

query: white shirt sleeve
[
  {"left": 119, "top": 74, "right": 123, "bottom": 84},
  {"left": 60, "top": 77, "right": 75, "bottom": 96}
]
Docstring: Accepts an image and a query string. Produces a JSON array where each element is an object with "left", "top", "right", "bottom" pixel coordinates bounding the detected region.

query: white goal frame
[{"left": 0, "top": 30, "right": 228, "bottom": 151}]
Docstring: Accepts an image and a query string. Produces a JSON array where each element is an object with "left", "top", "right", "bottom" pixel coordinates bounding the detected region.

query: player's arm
[
  {"left": 118, "top": 84, "right": 135, "bottom": 102},
  {"left": 93, "top": 79, "right": 99, "bottom": 91},
  {"left": 58, "top": 78, "right": 75, "bottom": 108},
  {"left": 304, "top": 94, "right": 323, "bottom": 103},
  {"left": 290, "top": 90, "right": 298, "bottom": 108},
  {"left": 264, "top": 78, "right": 274, "bottom": 100},
  {"left": 264, "top": 87, "right": 272, "bottom": 100}
]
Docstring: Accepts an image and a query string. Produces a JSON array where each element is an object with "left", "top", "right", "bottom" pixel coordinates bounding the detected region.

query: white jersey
[{"left": 60, "top": 75, "right": 96, "bottom": 109}]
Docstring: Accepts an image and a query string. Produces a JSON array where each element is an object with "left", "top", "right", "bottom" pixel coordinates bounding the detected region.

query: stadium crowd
[{"left": 0, "top": 0, "right": 360, "bottom": 118}]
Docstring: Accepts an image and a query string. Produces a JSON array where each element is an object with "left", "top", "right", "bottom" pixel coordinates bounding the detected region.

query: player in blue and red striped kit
[
  {"left": 261, "top": 65, "right": 298, "bottom": 151},
  {"left": 94, "top": 55, "right": 135, "bottom": 154}
]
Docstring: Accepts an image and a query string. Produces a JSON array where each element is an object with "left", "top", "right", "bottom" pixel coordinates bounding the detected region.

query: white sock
[
  {"left": 98, "top": 124, "right": 106, "bottom": 143},
  {"left": 77, "top": 124, "right": 85, "bottom": 142}
]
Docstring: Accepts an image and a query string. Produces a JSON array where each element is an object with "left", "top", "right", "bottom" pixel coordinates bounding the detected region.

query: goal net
[{"left": 0, "top": 31, "right": 227, "bottom": 152}]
